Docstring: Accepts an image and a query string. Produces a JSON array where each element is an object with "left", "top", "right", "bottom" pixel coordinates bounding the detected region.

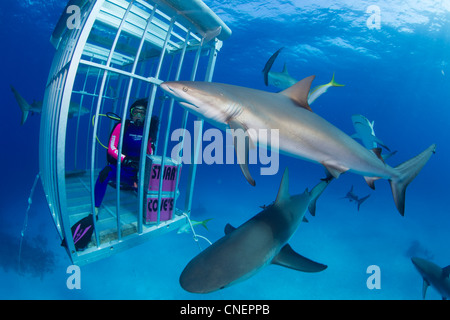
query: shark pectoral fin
[
  {"left": 224, "top": 223, "right": 236, "bottom": 235},
  {"left": 364, "top": 176, "right": 381, "bottom": 190},
  {"left": 351, "top": 133, "right": 360, "bottom": 140},
  {"left": 302, "top": 216, "right": 309, "bottom": 223},
  {"left": 320, "top": 161, "right": 349, "bottom": 179},
  {"left": 272, "top": 244, "right": 327, "bottom": 273},
  {"left": 229, "top": 120, "right": 256, "bottom": 186},
  {"left": 280, "top": 75, "right": 315, "bottom": 112},
  {"left": 422, "top": 278, "right": 430, "bottom": 300},
  {"left": 382, "top": 150, "right": 397, "bottom": 161},
  {"left": 371, "top": 148, "right": 385, "bottom": 164}
]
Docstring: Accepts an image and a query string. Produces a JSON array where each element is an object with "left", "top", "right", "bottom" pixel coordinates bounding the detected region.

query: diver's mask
[{"left": 130, "top": 106, "right": 146, "bottom": 127}]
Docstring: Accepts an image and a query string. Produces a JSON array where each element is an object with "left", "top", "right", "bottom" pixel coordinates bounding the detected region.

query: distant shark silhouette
[
  {"left": 262, "top": 47, "right": 344, "bottom": 105},
  {"left": 160, "top": 77, "right": 436, "bottom": 216},
  {"left": 10, "top": 85, "right": 89, "bottom": 125},
  {"left": 179, "top": 168, "right": 329, "bottom": 293},
  {"left": 411, "top": 257, "right": 450, "bottom": 300},
  {"left": 342, "top": 185, "right": 370, "bottom": 211}
]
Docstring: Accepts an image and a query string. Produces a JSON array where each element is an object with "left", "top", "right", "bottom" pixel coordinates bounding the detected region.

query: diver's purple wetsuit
[{"left": 94, "top": 121, "right": 153, "bottom": 208}]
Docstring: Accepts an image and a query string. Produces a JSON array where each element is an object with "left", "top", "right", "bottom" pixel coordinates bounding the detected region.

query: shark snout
[{"left": 160, "top": 82, "right": 173, "bottom": 94}]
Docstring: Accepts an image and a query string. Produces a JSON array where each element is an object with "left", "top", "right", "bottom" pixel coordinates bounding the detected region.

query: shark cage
[{"left": 39, "top": 0, "right": 231, "bottom": 265}]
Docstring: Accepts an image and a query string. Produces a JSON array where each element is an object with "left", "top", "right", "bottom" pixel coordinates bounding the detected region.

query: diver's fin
[
  {"left": 229, "top": 119, "right": 256, "bottom": 186},
  {"left": 10, "top": 85, "right": 31, "bottom": 125},
  {"left": 280, "top": 75, "right": 315, "bottom": 112},
  {"left": 272, "top": 243, "right": 327, "bottom": 273},
  {"left": 262, "top": 47, "right": 283, "bottom": 86},
  {"left": 389, "top": 144, "right": 436, "bottom": 215}
]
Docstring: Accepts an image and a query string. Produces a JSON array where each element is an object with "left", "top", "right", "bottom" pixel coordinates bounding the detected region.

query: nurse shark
[
  {"left": 179, "top": 168, "right": 329, "bottom": 293},
  {"left": 160, "top": 76, "right": 436, "bottom": 216}
]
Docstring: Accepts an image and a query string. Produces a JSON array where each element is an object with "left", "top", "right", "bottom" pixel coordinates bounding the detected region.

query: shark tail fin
[
  {"left": 357, "top": 195, "right": 370, "bottom": 211},
  {"left": 10, "top": 85, "right": 31, "bottom": 125},
  {"left": 389, "top": 144, "right": 436, "bottom": 215},
  {"left": 330, "top": 72, "right": 344, "bottom": 87}
]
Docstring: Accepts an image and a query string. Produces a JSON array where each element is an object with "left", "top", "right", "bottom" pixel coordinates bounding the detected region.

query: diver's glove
[{"left": 123, "top": 156, "right": 139, "bottom": 169}]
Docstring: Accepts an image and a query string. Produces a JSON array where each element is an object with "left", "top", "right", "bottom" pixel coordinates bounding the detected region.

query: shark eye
[{"left": 182, "top": 86, "right": 188, "bottom": 92}]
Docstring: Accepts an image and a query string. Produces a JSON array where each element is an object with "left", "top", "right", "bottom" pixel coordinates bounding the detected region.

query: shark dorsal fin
[
  {"left": 279, "top": 75, "right": 315, "bottom": 112},
  {"left": 224, "top": 223, "right": 236, "bottom": 235},
  {"left": 282, "top": 63, "right": 289, "bottom": 75},
  {"left": 275, "top": 168, "right": 290, "bottom": 204}
]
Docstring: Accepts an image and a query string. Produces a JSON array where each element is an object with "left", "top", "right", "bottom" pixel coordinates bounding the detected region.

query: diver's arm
[{"left": 108, "top": 123, "right": 126, "bottom": 162}]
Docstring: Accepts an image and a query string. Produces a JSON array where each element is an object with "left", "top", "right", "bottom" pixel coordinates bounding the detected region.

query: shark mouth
[{"left": 179, "top": 101, "right": 199, "bottom": 109}]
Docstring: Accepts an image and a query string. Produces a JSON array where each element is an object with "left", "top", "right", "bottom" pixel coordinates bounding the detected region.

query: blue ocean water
[{"left": 1, "top": 0, "right": 449, "bottom": 300}]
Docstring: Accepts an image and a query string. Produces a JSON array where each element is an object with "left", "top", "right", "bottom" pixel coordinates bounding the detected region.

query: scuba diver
[{"left": 94, "top": 98, "right": 159, "bottom": 220}]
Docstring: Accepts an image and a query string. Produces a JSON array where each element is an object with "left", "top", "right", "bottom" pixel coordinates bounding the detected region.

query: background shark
[
  {"left": 10, "top": 85, "right": 89, "bottom": 125},
  {"left": 262, "top": 48, "right": 344, "bottom": 104},
  {"left": 160, "top": 78, "right": 436, "bottom": 215},
  {"left": 179, "top": 168, "right": 329, "bottom": 293},
  {"left": 411, "top": 257, "right": 450, "bottom": 300},
  {"left": 351, "top": 114, "right": 390, "bottom": 151},
  {"left": 342, "top": 185, "right": 370, "bottom": 211}
]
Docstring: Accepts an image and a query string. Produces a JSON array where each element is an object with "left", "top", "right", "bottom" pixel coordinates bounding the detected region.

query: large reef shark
[
  {"left": 179, "top": 168, "right": 329, "bottom": 293},
  {"left": 11, "top": 85, "right": 89, "bottom": 125},
  {"left": 160, "top": 77, "right": 435, "bottom": 216},
  {"left": 262, "top": 47, "right": 344, "bottom": 104},
  {"left": 411, "top": 257, "right": 450, "bottom": 300}
]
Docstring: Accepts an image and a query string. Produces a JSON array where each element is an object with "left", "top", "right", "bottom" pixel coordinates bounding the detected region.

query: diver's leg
[{"left": 94, "top": 165, "right": 116, "bottom": 218}]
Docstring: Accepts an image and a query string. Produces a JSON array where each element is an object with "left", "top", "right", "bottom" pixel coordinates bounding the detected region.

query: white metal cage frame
[{"left": 39, "top": 0, "right": 231, "bottom": 265}]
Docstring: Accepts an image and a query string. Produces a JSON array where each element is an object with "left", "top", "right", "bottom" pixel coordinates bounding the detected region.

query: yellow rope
[{"left": 92, "top": 114, "right": 120, "bottom": 150}]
